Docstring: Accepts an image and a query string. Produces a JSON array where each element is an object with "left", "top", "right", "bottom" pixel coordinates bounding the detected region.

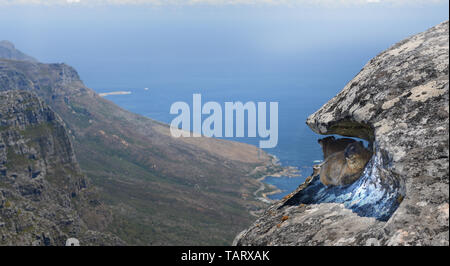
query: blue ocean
[
  {"left": 95, "top": 83, "right": 327, "bottom": 200},
  {"left": 2, "top": 4, "right": 447, "bottom": 199}
]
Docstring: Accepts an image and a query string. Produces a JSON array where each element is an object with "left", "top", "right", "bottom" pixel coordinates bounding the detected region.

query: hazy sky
[
  {"left": 0, "top": 0, "right": 448, "bottom": 163},
  {"left": 0, "top": 0, "right": 447, "bottom": 6},
  {"left": 0, "top": 0, "right": 448, "bottom": 90}
]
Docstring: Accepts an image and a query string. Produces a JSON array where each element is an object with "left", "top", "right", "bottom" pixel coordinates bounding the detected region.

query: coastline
[
  {"left": 252, "top": 155, "right": 301, "bottom": 204},
  {"left": 99, "top": 91, "right": 132, "bottom": 97}
]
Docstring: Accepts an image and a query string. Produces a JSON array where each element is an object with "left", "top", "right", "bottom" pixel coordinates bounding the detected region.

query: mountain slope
[
  {"left": 0, "top": 90, "right": 123, "bottom": 245},
  {"left": 0, "top": 45, "right": 280, "bottom": 245}
]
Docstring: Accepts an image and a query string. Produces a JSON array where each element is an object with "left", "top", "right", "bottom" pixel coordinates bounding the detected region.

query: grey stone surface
[{"left": 234, "top": 21, "right": 449, "bottom": 246}]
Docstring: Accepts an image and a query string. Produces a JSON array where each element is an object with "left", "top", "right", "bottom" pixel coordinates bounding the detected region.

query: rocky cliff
[
  {"left": 234, "top": 21, "right": 449, "bottom": 246},
  {"left": 0, "top": 90, "right": 123, "bottom": 245}
]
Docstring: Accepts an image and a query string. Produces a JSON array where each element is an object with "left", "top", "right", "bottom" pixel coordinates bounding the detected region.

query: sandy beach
[{"left": 99, "top": 91, "right": 132, "bottom": 97}]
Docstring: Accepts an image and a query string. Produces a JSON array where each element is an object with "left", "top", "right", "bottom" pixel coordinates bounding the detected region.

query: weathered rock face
[
  {"left": 0, "top": 90, "right": 123, "bottom": 245},
  {"left": 234, "top": 21, "right": 449, "bottom": 246}
]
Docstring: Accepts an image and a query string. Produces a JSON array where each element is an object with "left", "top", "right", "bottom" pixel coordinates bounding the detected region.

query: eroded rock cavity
[{"left": 283, "top": 136, "right": 404, "bottom": 221}]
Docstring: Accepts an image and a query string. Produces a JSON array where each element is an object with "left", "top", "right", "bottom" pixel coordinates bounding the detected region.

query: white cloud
[{"left": 0, "top": 0, "right": 446, "bottom": 6}]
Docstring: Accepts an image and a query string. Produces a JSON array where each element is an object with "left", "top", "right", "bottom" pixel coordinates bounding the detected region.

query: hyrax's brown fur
[
  {"left": 318, "top": 136, "right": 356, "bottom": 160},
  {"left": 319, "top": 141, "right": 373, "bottom": 187}
]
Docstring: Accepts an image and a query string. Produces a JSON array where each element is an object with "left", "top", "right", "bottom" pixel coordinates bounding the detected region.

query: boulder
[{"left": 234, "top": 21, "right": 449, "bottom": 246}]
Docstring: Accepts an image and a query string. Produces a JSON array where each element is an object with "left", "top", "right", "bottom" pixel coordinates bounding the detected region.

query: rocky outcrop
[
  {"left": 0, "top": 90, "right": 123, "bottom": 245},
  {"left": 234, "top": 21, "right": 449, "bottom": 246},
  {"left": 0, "top": 59, "right": 91, "bottom": 98}
]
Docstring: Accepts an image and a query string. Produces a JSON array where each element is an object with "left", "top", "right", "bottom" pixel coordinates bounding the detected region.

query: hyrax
[
  {"left": 319, "top": 141, "right": 373, "bottom": 187},
  {"left": 318, "top": 136, "right": 356, "bottom": 160}
]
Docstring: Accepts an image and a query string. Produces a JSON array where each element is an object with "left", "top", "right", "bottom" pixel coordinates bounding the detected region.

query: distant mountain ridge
[
  {"left": 0, "top": 42, "right": 280, "bottom": 245},
  {"left": 0, "top": 41, "right": 37, "bottom": 62}
]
